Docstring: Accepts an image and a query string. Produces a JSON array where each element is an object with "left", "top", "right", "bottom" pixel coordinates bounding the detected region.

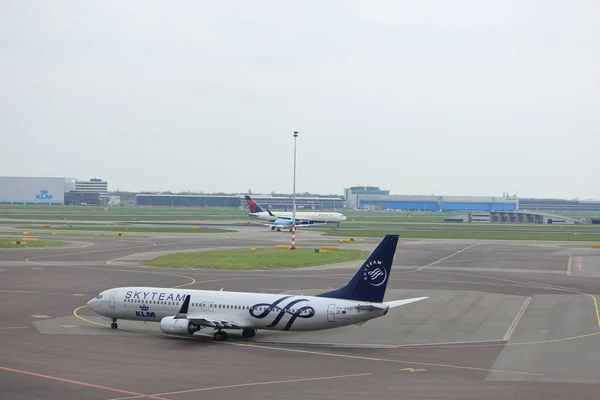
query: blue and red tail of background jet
[{"left": 245, "top": 195, "right": 265, "bottom": 214}]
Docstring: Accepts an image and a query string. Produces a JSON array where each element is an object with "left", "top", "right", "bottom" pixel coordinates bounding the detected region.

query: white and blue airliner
[
  {"left": 245, "top": 195, "right": 347, "bottom": 231},
  {"left": 87, "top": 235, "right": 427, "bottom": 341}
]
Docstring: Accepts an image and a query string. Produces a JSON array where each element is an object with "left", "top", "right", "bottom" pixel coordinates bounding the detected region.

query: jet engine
[{"left": 159, "top": 316, "right": 200, "bottom": 335}]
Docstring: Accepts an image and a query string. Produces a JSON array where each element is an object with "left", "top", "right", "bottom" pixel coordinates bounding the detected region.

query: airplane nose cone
[{"left": 87, "top": 299, "right": 95, "bottom": 307}]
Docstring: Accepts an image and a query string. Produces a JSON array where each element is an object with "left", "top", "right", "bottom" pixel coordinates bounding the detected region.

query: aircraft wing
[
  {"left": 173, "top": 295, "right": 244, "bottom": 329},
  {"left": 186, "top": 313, "right": 243, "bottom": 329}
]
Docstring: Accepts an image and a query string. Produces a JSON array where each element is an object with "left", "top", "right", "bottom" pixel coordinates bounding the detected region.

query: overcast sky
[{"left": 1, "top": 1, "right": 598, "bottom": 198}]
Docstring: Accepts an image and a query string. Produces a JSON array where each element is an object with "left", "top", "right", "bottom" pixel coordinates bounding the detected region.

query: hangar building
[{"left": 0, "top": 176, "right": 65, "bottom": 204}]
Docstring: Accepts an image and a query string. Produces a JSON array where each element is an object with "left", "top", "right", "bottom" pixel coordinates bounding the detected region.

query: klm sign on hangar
[{"left": 0, "top": 177, "right": 65, "bottom": 204}]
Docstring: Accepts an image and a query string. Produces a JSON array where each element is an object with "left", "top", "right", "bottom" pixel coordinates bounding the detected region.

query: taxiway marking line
[
  {"left": 24, "top": 260, "right": 197, "bottom": 289},
  {"left": 0, "top": 326, "right": 27, "bottom": 330},
  {"left": 224, "top": 342, "right": 542, "bottom": 377},
  {"left": 74, "top": 305, "right": 107, "bottom": 327},
  {"left": 503, "top": 296, "right": 532, "bottom": 341},
  {"left": 108, "top": 373, "right": 371, "bottom": 400},
  {"left": 24, "top": 242, "right": 159, "bottom": 262},
  {"left": 416, "top": 243, "right": 481, "bottom": 271},
  {"left": 72, "top": 306, "right": 543, "bottom": 378},
  {"left": 567, "top": 255, "right": 572, "bottom": 276},
  {"left": 593, "top": 294, "right": 600, "bottom": 331},
  {"left": 0, "top": 365, "right": 169, "bottom": 400},
  {"left": 426, "top": 269, "right": 600, "bottom": 333}
]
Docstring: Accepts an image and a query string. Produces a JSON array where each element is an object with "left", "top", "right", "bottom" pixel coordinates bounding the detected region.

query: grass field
[
  {"left": 0, "top": 232, "right": 148, "bottom": 238},
  {"left": 13, "top": 225, "right": 236, "bottom": 234},
  {"left": 145, "top": 248, "right": 369, "bottom": 269},
  {"left": 323, "top": 229, "right": 600, "bottom": 242},
  {"left": 0, "top": 239, "right": 66, "bottom": 248},
  {"left": 0, "top": 205, "right": 245, "bottom": 214},
  {"left": 0, "top": 204, "right": 599, "bottom": 231}
]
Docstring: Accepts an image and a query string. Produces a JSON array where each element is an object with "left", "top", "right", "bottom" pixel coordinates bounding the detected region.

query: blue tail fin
[
  {"left": 316, "top": 235, "right": 398, "bottom": 303},
  {"left": 245, "top": 195, "right": 265, "bottom": 213}
]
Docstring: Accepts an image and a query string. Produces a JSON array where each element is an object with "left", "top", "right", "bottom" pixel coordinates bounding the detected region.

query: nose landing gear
[{"left": 110, "top": 318, "right": 118, "bottom": 329}]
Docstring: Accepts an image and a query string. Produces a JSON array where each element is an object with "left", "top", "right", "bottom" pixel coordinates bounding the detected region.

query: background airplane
[
  {"left": 87, "top": 234, "right": 427, "bottom": 341},
  {"left": 245, "top": 195, "right": 347, "bottom": 230}
]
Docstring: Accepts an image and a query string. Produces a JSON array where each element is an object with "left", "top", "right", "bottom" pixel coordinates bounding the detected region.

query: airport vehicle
[
  {"left": 87, "top": 235, "right": 427, "bottom": 341},
  {"left": 245, "top": 195, "right": 347, "bottom": 229}
]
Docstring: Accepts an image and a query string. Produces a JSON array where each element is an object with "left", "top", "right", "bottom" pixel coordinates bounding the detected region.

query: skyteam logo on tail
[{"left": 363, "top": 260, "right": 387, "bottom": 287}]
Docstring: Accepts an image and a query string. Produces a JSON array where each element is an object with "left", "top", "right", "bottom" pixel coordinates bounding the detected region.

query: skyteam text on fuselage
[
  {"left": 245, "top": 195, "right": 347, "bottom": 231},
  {"left": 87, "top": 235, "right": 427, "bottom": 341}
]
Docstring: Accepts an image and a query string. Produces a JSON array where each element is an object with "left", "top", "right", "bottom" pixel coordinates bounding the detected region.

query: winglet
[{"left": 174, "top": 295, "right": 191, "bottom": 319}]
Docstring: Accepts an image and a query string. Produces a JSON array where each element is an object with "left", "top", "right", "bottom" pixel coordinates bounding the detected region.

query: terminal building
[
  {"left": 446, "top": 211, "right": 585, "bottom": 224},
  {"left": 135, "top": 194, "right": 345, "bottom": 209},
  {"left": 64, "top": 177, "right": 109, "bottom": 206},
  {"left": 518, "top": 198, "right": 600, "bottom": 212}
]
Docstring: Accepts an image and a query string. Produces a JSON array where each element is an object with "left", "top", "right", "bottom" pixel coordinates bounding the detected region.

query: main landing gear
[
  {"left": 242, "top": 329, "right": 256, "bottom": 338},
  {"left": 110, "top": 318, "right": 118, "bottom": 330},
  {"left": 212, "top": 329, "right": 256, "bottom": 341}
]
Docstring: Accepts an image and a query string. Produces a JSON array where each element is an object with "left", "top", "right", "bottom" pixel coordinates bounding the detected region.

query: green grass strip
[{"left": 145, "top": 248, "right": 368, "bottom": 269}]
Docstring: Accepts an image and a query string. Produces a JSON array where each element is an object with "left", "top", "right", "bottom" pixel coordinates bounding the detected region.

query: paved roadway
[{"left": 2, "top": 227, "right": 600, "bottom": 399}]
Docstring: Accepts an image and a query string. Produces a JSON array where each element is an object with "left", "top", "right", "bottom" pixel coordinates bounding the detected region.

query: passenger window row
[
  {"left": 123, "top": 298, "right": 310, "bottom": 315},
  {"left": 125, "top": 299, "right": 179, "bottom": 306},
  {"left": 190, "top": 302, "right": 309, "bottom": 314}
]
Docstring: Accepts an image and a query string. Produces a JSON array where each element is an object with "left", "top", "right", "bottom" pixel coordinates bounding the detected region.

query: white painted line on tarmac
[
  {"left": 567, "top": 255, "right": 572, "bottom": 276},
  {"left": 503, "top": 296, "right": 532, "bottom": 341}
]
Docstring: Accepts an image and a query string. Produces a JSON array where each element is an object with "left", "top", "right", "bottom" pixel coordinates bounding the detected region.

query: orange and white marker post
[{"left": 290, "top": 223, "right": 296, "bottom": 249}]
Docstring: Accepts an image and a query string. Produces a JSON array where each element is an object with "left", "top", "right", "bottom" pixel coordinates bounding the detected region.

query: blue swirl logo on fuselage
[{"left": 249, "top": 295, "right": 315, "bottom": 331}]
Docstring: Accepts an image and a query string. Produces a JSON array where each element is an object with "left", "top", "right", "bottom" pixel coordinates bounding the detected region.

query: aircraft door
[
  {"left": 109, "top": 291, "right": 117, "bottom": 308},
  {"left": 327, "top": 304, "right": 336, "bottom": 322},
  {"left": 201, "top": 301, "right": 207, "bottom": 312},
  {"left": 208, "top": 302, "right": 214, "bottom": 312}
]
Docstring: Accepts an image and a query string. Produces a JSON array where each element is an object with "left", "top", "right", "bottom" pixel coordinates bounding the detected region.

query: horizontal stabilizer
[
  {"left": 355, "top": 304, "right": 387, "bottom": 311},
  {"left": 384, "top": 297, "right": 428, "bottom": 308}
]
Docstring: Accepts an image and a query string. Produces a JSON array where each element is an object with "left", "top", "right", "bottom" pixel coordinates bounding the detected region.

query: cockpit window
[{"left": 95, "top": 294, "right": 103, "bottom": 300}]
